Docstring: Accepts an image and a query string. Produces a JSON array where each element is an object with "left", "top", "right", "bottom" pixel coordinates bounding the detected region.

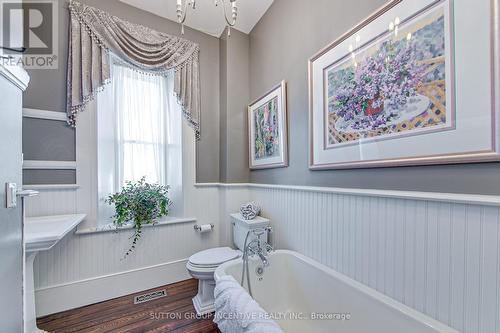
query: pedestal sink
[{"left": 24, "top": 214, "right": 86, "bottom": 333}]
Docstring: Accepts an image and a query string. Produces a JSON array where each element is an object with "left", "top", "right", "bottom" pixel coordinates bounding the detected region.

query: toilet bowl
[
  {"left": 187, "top": 213, "right": 271, "bottom": 315},
  {"left": 186, "top": 247, "right": 241, "bottom": 315}
]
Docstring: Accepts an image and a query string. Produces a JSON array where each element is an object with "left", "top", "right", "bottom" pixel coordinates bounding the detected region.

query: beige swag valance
[{"left": 67, "top": 1, "right": 201, "bottom": 138}]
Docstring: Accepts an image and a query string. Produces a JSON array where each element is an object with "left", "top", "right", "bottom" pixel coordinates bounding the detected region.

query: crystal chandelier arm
[
  {"left": 220, "top": 0, "right": 237, "bottom": 27},
  {"left": 176, "top": 0, "right": 189, "bottom": 25},
  {"left": 176, "top": 0, "right": 238, "bottom": 35}
]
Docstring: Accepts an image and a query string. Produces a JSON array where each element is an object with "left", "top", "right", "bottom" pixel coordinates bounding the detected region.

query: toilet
[{"left": 186, "top": 213, "right": 270, "bottom": 315}]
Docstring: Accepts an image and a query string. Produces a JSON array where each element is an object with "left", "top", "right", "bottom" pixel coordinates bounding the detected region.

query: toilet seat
[
  {"left": 186, "top": 247, "right": 241, "bottom": 315},
  {"left": 188, "top": 247, "right": 240, "bottom": 268},
  {"left": 187, "top": 214, "right": 270, "bottom": 315}
]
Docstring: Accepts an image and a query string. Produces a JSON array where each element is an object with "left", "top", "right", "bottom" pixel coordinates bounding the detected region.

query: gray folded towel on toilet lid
[{"left": 240, "top": 202, "right": 261, "bottom": 220}]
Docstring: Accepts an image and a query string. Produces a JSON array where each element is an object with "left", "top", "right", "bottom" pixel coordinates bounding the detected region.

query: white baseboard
[{"left": 35, "top": 259, "right": 191, "bottom": 317}]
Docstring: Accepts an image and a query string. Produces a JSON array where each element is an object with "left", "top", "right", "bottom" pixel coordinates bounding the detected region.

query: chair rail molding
[
  {"left": 23, "top": 160, "right": 77, "bottom": 170},
  {"left": 22, "top": 108, "right": 67, "bottom": 121},
  {"left": 23, "top": 184, "right": 80, "bottom": 190},
  {"left": 194, "top": 183, "right": 500, "bottom": 207}
]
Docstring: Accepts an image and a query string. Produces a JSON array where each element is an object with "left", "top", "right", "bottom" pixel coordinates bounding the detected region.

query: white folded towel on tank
[{"left": 240, "top": 202, "right": 261, "bottom": 220}]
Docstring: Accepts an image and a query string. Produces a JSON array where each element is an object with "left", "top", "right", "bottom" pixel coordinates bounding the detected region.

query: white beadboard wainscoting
[
  {"left": 211, "top": 184, "right": 500, "bottom": 333},
  {"left": 29, "top": 185, "right": 222, "bottom": 316},
  {"left": 27, "top": 121, "right": 229, "bottom": 316},
  {"left": 24, "top": 186, "right": 78, "bottom": 218},
  {"left": 27, "top": 181, "right": 500, "bottom": 333}
]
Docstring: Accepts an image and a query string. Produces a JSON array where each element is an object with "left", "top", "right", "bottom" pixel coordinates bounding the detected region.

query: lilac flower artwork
[
  {"left": 249, "top": 81, "right": 287, "bottom": 169},
  {"left": 326, "top": 8, "right": 449, "bottom": 147},
  {"left": 253, "top": 97, "right": 280, "bottom": 160}
]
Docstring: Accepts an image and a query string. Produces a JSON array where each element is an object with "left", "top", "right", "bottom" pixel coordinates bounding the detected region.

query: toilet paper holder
[{"left": 194, "top": 224, "right": 214, "bottom": 232}]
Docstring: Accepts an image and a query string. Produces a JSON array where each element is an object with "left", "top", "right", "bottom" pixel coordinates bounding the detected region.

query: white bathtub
[{"left": 214, "top": 250, "right": 458, "bottom": 333}]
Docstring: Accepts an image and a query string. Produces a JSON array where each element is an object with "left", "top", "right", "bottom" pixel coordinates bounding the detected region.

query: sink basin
[
  {"left": 25, "top": 214, "right": 86, "bottom": 253},
  {"left": 24, "top": 214, "right": 86, "bottom": 332}
]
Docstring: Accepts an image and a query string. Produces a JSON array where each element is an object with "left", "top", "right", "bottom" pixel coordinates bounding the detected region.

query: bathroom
[{"left": 0, "top": 0, "right": 499, "bottom": 332}]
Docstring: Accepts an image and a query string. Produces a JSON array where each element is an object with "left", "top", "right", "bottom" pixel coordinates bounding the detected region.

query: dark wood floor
[{"left": 37, "top": 279, "right": 221, "bottom": 333}]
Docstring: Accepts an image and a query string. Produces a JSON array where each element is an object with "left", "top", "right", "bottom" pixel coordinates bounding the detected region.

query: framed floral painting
[
  {"left": 248, "top": 81, "right": 288, "bottom": 169},
  {"left": 309, "top": 0, "right": 500, "bottom": 169}
]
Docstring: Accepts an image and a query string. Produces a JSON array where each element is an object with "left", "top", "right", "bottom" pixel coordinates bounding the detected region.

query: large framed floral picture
[
  {"left": 309, "top": 0, "right": 500, "bottom": 169},
  {"left": 248, "top": 81, "right": 288, "bottom": 169}
]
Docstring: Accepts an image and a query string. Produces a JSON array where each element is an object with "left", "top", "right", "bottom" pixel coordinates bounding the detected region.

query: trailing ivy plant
[{"left": 105, "top": 177, "right": 171, "bottom": 257}]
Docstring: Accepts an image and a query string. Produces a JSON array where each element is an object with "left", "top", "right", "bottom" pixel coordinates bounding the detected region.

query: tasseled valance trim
[{"left": 67, "top": 1, "right": 201, "bottom": 139}]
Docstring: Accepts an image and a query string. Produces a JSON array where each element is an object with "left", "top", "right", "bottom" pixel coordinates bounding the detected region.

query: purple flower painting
[
  {"left": 326, "top": 8, "right": 449, "bottom": 147},
  {"left": 253, "top": 97, "right": 280, "bottom": 160}
]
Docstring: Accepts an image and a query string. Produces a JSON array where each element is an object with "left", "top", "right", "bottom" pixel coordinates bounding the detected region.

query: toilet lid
[{"left": 188, "top": 247, "right": 240, "bottom": 267}]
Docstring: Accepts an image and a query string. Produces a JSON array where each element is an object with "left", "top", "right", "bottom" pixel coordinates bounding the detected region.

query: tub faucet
[
  {"left": 243, "top": 227, "right": 273, "bottom": 267},
  {"left": 241, "top": 227, "right": 273, "bottom": 296},
  {"left": 257, "top": 252, "right": 269, "bottom": 267}
]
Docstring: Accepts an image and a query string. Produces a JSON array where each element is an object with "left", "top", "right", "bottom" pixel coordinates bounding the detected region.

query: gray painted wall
[
  {"left": 248, "top": 0, "right": 500, "bottom": 195},
  {"left": 22, "top": 0, "right": 220, "bottom": 184},
  {"left": 23, "top": 118, "right": 75, "bottom": 161},
  {"left": 23, "top": 170, "right": 76, "bottom": 185},
  {"left": 22, "top": 0, "right": 500, "bottom": 194},
  {"left": 219, "top": 28, "right": 250, "bottom": 183}
]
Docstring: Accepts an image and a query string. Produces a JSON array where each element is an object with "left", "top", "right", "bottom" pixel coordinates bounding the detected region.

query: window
[{"left": 97, "top": 60, "right": 183, "bottom": 225}]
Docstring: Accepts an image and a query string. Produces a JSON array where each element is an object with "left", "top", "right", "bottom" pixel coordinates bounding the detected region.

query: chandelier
[{"left": 176, "top": 0, "right": 238, "bottom": 36}]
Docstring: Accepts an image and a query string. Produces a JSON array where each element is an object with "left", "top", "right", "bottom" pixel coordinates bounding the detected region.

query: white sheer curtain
[
  {"left": 114, "top": 65, "right": 167, "bottom": 185},
  {"left": 97, "top": 60, "right": 183, "bottom": 225}
]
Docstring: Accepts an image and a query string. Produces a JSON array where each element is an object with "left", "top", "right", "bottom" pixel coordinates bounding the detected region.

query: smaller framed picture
[{"left": 248, "top": 80, "right": 288, "bottom": 169}]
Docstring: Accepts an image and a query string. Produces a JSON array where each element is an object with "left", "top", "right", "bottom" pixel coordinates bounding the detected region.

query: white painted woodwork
[
  {"left": 26, "top": 181, "right": 500, "bottom": 332},
  {"left": 22, "top": 108, "right": 67, "bottom": 121},
  {"left": 24, "top": 104, "right": 500, "bottom": 331},
  {"left": 22, "top": 160, "right": 77, "bottom": 170},
  {"left": 29, "top": 120, "right": 222, "bottom": 316},
  {"left": 25, "top": 214, "right": 86, "bottom": 252},
  {"left": 241, "top": 187, "right": 500, "bottom": 333}
]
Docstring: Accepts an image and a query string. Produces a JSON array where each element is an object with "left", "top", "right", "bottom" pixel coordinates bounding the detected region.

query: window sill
[{"left": 74, "top": 217, "right": 197, "bottom": 235}]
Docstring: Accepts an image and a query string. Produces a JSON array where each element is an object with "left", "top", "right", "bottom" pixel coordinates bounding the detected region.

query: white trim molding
[
  {"left": 75, "top": 100, "right": 99, "bottom": 229},
  {"left": 23, "top": 184, "right": 80, "bottom": 190},
  {"left": 0, "top": 62, "right": 29, "bottom": 91},
  {"left": 75, "top": 217, "right": 197, "bottom": 235},
  {"left": 23, "top": 160, "right": 77, "bottom": 170},
  {"left": 35, "top": 259, "right": 190, "bottom": 317},
  {"left": 22, "top": 108, "right": 67, "bottom": 121},
  {"left": 195, "top": 182, "right": 500, "bottom": 207},
  {"left": 28, "top": 178, "right": 500, "bottom": 330}
]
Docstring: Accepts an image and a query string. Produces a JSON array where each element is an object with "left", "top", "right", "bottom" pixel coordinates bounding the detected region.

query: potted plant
[{"left": 105, "top": 177, "right": 171, "bottom": 257}]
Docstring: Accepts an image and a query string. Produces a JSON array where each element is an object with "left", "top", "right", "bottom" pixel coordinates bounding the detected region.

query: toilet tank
[{"left": 231, "top": 213, "right": 270, "bottom": 251}]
